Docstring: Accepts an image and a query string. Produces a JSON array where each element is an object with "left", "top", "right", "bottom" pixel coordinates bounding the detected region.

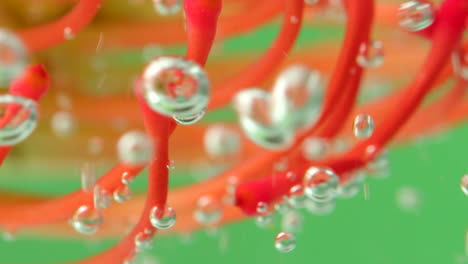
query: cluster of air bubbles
[
  {"left": 304, "top": 167, "right": 339, "bottom": 202},
  {"left": 71, "top": 205, "right": 103, "bottom": 235},
  {"left": 302, "top": 137, "right": 329, "bottom": 161},
  {"left": 234, "top": 65, "right": 324, "bottom": 150},
  {"left": 398, "top": 1, "right": 434, "bottom": 32},
  {"left": 153, "top": 0, "right": 182, "bottom": 16},
  {"left": 0, "top": 29, "right": 28, "bottom": 86},
  {"left": 353, "top": 113, "right": 375, "bottom": 139},
  {"left": 50, "top": 111, "right": 76, "bottom": 138},
  {"left": 142, "top": 56, "right": 210, "bottom": 125},
  {"left": 461, "top": 175, "right": 468, "bottom": 196},
  {"left": 117, "top": 130, "right": 154, "bottom": 165},
  {"left": 203, "top": 125, "right": 241, "bottom": 158},
  {"left": 274, "top": 231, "right": 296, "bottom": 253},
  {"left": 193, "top": 195, "right": 223, "bottom": 226},
  {"left": 356, "top": 40, "right": 384, "bottom": 69},
  {"left": 149, "top": 204, "right": 177, "bottom": 230},
  {"left": 0, "top": 95, "right": 38, "bottom": 146}
]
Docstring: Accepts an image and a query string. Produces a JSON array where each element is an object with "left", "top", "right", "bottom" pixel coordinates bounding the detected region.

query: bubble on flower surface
[
  {"left": 113, "top": 185, "right": 132, "bottom": 203},
  {"left": 0, "top": 29, "right": 27, "bottom": 86},
  {"left": 461, "top": 175, "right": 468, "bottom": 196},
  {"left": 271, "top": 65, "right": 324, "bottom": 130},
  {"left": 451, "top": 50, "right": 468, "bottom": 81},
  {"left": 194, "top": 195, "right": 223, "bottom": 226},
  {"left": 256, "top": 201, "right": 269, "bottom": 214},
  {"left": 153, "top": 0, "right": 182, "bottom": 16},
  {"left": 134, "top": 232, "right": 154, "bottom": 252},
  {"left": 80, "top": 162, "right": 96, "bottom": 193},
  {"left": 117, "top": 130, "right": 154, "bottom": 165},
  {"left": 142, "top": 56, "right": 209, "bottom": 124},
  {"left": 149, "top": 204, "right": 176, "bottom": 230},
  {"left": 302, "top": 136, "right": 329, "bottom": 161},
  {"left": 234, "top": 89, "right": 294, "bottom": 150},
  {"left": 93, "top": 185, "right": 112, "bottom": 209},
  {"left": 274, "top": 231, "right": 296, "bottom": 253},
  {"left": 353, "top": 113, "right": 375, "bottom": 139},
  {"left": 51, "top": 111, "right": 76, "bottom": 138},
  {"left": 256, "top": 212, "right": 274, "bottom": 228},
  {"left": 304, "top": 167, "right": 339, "bottom": 202},
  {"left": 356, "top": 40, "right": 384, "bottom": 69},
  {"left": 0, "top": 95, "right": 38, "bottom": 146},
  {"left": 203, "top": 125, "right": 241, "bottom": 158},
  {"left": 166, "top": 159, "right": 176, "bottom": 170},
  {"left": 64, "top": 27, "right": 75, "bottom": 40},
  {"left": 71, "top": 205, "right": 103, "bottom": 235},
  {"left": 398, "top": 1, "right": 434, "bottom": 32},
  {"left": 121, "top": 171, "right": 134, "bottom": 185},
  {"left": 288, "top": 184, "right": 307, "bottom": 208}
]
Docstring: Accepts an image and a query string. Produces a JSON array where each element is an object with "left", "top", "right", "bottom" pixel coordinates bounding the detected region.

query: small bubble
[
  {"left": 134, "top": 232, "right": 154, "bottom": 252},
  {"left": 93, "top": 185, "right": 111, "bottom": 209},
  {"left": 353, "top": 113, "right": 375, "bottom": 139},
  {"left": 203, "top": 125, "right": 241, "bottom": 158},
  {"left": 113, "top": 185, "right": 132, "bottom": 203},
  {"left": 121, "top": 172, "right": 134, "bottom": 185},
  {"left": 338, "top": 173, "right": 364, "bottom": 199},
  {"left": 274, "top": 231, "right": 296, "bottom": 253},
  {"left": 256, "top": 201, "right": 269, "bottom": 214},
  {"left": 304, "top": 167, "right": 339, "bottom": 202},
  {"left": 281, "top": 211, "right": 303, "bottom": 233},
  {"left": 288, "top": 184, "right": 306, "bottom": 208},
  {"left": 461, "top": 175, "right": 468, "bottom": 196},
  {"left": 398, "top": 1, "right": 434, "bottom": 32},
  {"left": 64, "top": 27, "right": 75, "bottom": 40},
  {"left": 356, "top": 40, "right": 384, "bottom": 69},
  {"left": 117, "top": 130, "right": 154, "bottom": 165},
  {"left": 395, "top": 186, "right": 421, "bottom": 213},
  {"left": 71, "top": 205, "right": 102, "bottom": 235},
  {"left": 194, "top": 195, "right": 223, "bottom": 226},
  {"left": 167, "top": 160, "right": 176, "bottom": 170},
  {"left": 51, "top": 111, "right": 76, "bottom": 138},
  {"left": 149, "top": 204, "right": 176, "bottom": 230},
  {"left": 274, "top": 197, "right": 291, "bottom": 214},
  {"left": 255, "top": 212, "right": 274, "bottom": 228},
  {"left": 0, "top": 29, "right": 28, "bottom": 85},
  {"left": 305, "top": 199, "right": 336, "bottom": 215},
  {"left": 153, "top": 0, "right": 182, "bottom": 15},
  {"left": 302, "top": 137, "right": 329, "bottom": 161}
]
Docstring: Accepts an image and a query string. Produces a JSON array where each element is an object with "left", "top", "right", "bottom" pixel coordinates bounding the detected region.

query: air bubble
[
  {"left": 203, "top": 125, "right": 241, "bottom": 158},
  {"left": 461, "top": 175, "right": 468, "bottom": 196},
  {"left": 338, "top": 173, "right": 364, "bottom": 198},
  {"left": 356, "top": 40, "right": 384, "bottom": 69},
  {"left": 353, "top": 113, "right": 375, "bottom": 139},
  {"left": 93, "top": 185, "right": 112, "bottom": 209},
  {"left": 281, "top": 211, "right": 303, "bottom": 233},
  {"left": 234, "top": 89, "right": 294, "bottom": 150},
  {"left": 398, "top": 1, "right": 434, "bottom": 32},
  {"left": 0, "top": 29, "right": 27, "bottom": 85},
  {"left": 117, "top": 130, "right": 154, "bottom": 165},
  {"left": 153, "top": 0, "right": 182, "bottom": 16},
  {"left": 271, "top": 65, "right": 324, "bottom": 130},
  {"left": 256, "top": 201, "right": 269, "bottom": 214},
  {"left": 51, "top": 111, "right": 76, "bottom": 137},
  {"left": 71, "top": 205, "right": 102, "bottom": 235},
  {"left": 149, "top": 204, "right": 176, "bottom": 230},
  {"left": 305, "top": 199, "right": 336, "bottom": 215},
  {"left": 274, "top": 231, "right": 296, "bottom": 253},
  {"left": 194, "top": 195, "right": 223, "bottom": 226},
  {"left": 142, "top": 56, "right": 209, "bottom": 125},
  {"left": 113, "top": 185, "right": 132, "bottom": 203},
  {"left": 134, "top": 232, "right": 154, "bottom": 252},
  {"left": 288, "top": 184, "right": 306, "bottom": 208},
  {"left": 302, "top": 137, "right": 329, "bottom": 161},
  {"left": 304, "top": 167, "right": 339, "bottom": 202},
  {"left": 0, "top": 95, "right": 38, "bottom": 146}
]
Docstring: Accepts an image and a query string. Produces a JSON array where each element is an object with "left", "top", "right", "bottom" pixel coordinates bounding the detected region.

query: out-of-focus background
[{"left": 0, "top": 0, "right": 467, "bottom": 263}]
